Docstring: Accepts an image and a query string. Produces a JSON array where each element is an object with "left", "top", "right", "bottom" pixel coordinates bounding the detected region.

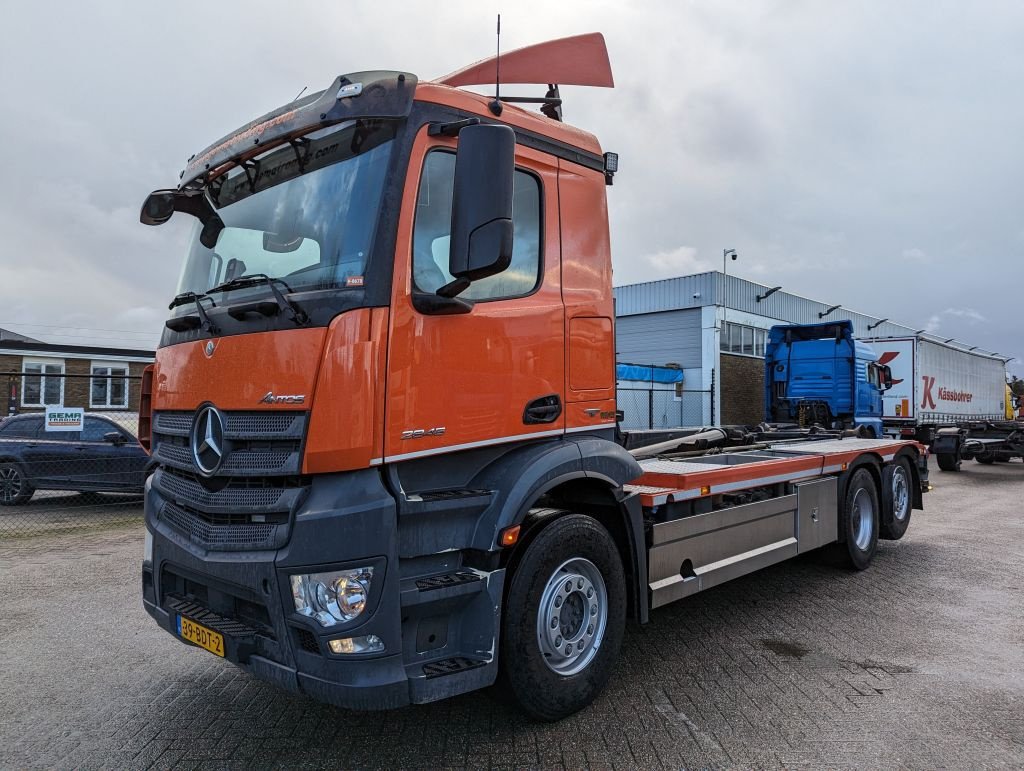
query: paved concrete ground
[{"left": 1, "top": 462, "right": 1022, "bottom": 769}]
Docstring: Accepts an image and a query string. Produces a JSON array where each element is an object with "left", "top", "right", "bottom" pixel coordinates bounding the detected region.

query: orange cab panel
[
  {"left": 558, "top": 160, "right": 617, "bottom": 423},
  {"left": 303, "top": 308, "right": 389, "bottom": 473},
  {"left": 385, "top": 129, "right": 565, "bottom": 461},
  {"left": 152, "top": 328, "right": 326, "bottom": 412},
  {"left": 568, "top": 317, "right": 613, "bottom": 392}
]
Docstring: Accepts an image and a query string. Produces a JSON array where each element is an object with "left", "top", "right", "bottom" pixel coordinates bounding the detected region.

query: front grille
[
  {"left": 161, "top": 501, "right": 282, "bottom": 550},
  {"left": 158, "top": 470, "right": 291, "bottom": 510},
  {"left": 151, "top": 410, "right": 305, "bottom": 477},
  {"left": 151, "top": 409, "right": 310, "bottom": 550}
]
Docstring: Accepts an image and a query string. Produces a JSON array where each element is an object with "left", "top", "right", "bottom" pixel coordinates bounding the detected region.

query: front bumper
[{"left": 142, "top": 467, "right": 502, "bottom": 710}]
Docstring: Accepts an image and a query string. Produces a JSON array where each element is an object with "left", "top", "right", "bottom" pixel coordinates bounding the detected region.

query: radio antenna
[{"left": 489, "top": 14, "right": 503, "bottom": 116}]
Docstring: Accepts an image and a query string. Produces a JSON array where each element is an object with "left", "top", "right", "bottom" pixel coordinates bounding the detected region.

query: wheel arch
[{"left": 488, "top": 438, "right": 648, "bottom": 623}]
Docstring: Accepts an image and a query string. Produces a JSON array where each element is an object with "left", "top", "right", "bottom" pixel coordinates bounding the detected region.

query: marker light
[{"left": 500, "top": 525, "right": 521, "bottom": 547}]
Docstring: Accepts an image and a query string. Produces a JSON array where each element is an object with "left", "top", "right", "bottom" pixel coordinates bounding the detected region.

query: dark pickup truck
[{"left": 0, "top": 413, "right": 153, "bottom": 505}]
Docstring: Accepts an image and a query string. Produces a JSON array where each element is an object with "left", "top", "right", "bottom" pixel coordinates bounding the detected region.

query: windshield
[{"left": 176, "top": 120, "right": 396, "bottom": 296}]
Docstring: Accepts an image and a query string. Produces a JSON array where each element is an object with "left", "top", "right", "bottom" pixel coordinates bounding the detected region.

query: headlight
[{"left": 290, "top": 567, "right": 374, "bottom": 627}]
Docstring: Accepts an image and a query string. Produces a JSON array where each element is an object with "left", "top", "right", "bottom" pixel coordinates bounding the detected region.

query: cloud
[
  {"left": 638, "top": 246, "right": 710, "bottom": 280},
  {"left": 0, "top": 0, "right": 1021, "bottom": 378},
  {"left": 901, "top": 248, "right": 929, "bottom": 262},
  {"left": 941, "top": 307, "right": 987, "bottom": 323}
]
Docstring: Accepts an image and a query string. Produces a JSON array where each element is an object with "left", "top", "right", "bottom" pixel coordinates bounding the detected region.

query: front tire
[
  {"left": 0, "top": 463, "right": 34, "bottom": 506},
  {"left": 827, "top": 468, "right": 879, "bottom": 570},
  {"left": 499, "top": 514, "right": 626, "bottom": 721}
]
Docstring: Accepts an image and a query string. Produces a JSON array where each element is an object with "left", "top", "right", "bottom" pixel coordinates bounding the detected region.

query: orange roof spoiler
[{"left": 436, "top": 32, "right": 614, "bottom": 89}]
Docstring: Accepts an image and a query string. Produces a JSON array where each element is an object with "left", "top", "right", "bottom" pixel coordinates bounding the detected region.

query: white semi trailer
[{"left": 863, "top": 334, "right": 1007, "bottom": 443}]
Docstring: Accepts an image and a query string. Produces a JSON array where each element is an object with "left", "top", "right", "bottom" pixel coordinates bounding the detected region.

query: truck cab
[{"left": 766, "top": 321, "right": 891, "bottom": 437}]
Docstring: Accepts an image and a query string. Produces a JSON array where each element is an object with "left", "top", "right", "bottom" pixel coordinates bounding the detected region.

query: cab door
[{"left": 384, "top": 129, "right": 564, "bottom": 462}]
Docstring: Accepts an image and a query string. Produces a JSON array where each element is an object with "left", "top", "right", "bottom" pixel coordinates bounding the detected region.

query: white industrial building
[{"left": 614, "top": 271, "right": 1005, "bottom": 427}]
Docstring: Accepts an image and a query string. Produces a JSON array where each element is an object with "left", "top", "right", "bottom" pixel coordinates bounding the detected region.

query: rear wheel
[
  {"left": 827, "top": 468, "right": 879, "bottom": 570},
  {"left": 0, "top": 463, "right": 34, "bottom": 506},
  {"left": 499, "top": 514, "right": 626, "bottom": 721},
  {"left": 880, "top": 459, "right": 912, "bottom": 540},
  {"left": 936, "top": 453, "right": 960, "bottom": 472}
]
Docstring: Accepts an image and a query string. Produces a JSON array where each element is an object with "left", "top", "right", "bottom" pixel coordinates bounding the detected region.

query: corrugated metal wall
[
  {"left": 615, "top": 309, "right": 703, "bottom": 369},
  {"left": 614, "top": 272, "right": 1003, "bottom": 359}
]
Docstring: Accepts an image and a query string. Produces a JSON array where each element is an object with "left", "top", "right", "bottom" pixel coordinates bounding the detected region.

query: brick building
[
  {"left": 1, "top": 337, "right": 154, "bottom": 418},
  {"left": 614, "top": 272, "right": 1000, "bottom": 427}
]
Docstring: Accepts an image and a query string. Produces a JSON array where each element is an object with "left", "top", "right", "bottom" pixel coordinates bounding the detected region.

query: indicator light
[{"left": 500, "top": 524, "right": 521, "bottom": 547}]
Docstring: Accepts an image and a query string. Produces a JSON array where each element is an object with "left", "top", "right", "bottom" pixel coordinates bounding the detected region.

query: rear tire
[
  {"left": 826, "top": 468, "right": 879, "bottom": 570},
  {"left": 0, "top": 463, "right": 34, "bottom": 506},
  {"left": 880, "top": 459, "right": 912, "bottom": 540},
  {"left": 936, "top": 453, "right": 960, "bottom": 472},
  {"left": 499, "top": 514, "right": 626, "bottom": 721}
]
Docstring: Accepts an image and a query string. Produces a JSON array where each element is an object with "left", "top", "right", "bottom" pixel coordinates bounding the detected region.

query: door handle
[{"left": 523, "top": 394, "right": 562, "bottom": 425}]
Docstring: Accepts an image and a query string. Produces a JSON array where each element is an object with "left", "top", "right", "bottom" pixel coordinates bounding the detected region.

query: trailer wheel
[
  {"left": 499, "top": 514, "right": 626, "bottom": 721},
  {"left": 828, "top": 468, "right": 879, "bottom": 570},
  {"left": 0, "top": 463, "right": 34, "bottom": 506},
  {"left": 936, "top": 453, "right": 960, "bottom": 472},
  {"left": 880, "top": 459, "right": 912, "bottom": 540}
]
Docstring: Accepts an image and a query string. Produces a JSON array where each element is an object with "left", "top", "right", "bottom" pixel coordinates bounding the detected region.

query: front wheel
[
  {"left": 499, "top": 514, "right": 626, "bottom": 721},
  {"left": 0, "top": 463, "right": 34, "bottom": 506}
]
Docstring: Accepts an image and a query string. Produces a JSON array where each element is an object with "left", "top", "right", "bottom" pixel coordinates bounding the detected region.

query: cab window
[{"left": 412, "top": 150, "right": 541, "bottom": 301}]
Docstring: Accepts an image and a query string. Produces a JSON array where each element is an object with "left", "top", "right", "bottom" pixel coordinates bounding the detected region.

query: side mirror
[
  {"left": 880, "top": 365, "right": 894, "bottom": 391},
  {"left": 444, "top": 124, "right": 515, "bottom": 296},
  {"left": 104, "top": 431, "right": 125, "bottom": 445},
  {"left": 140, "top": 190, "right": 177, "bottom": 225}
]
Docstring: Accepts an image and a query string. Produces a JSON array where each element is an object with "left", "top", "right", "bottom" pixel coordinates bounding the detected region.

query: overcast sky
[{"left": 1, "top": 1, "right": 1021, "bottom": 372}]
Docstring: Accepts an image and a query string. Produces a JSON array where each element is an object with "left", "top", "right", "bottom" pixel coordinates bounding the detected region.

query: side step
[
  {"left": 422, "top": 656, "right": 488, "bottom": 679},
  {"left": 401, "top": 568, "right": 487, "bottom": 608}
]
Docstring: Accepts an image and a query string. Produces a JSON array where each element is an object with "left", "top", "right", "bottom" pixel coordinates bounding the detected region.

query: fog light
[{"left": 329, "top": 634, "right": 384, "bottom": 655}]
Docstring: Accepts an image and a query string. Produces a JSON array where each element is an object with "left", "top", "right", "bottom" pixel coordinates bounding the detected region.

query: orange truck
[{"left": 138, "top": 33, "right": 928, "bottom": 720}]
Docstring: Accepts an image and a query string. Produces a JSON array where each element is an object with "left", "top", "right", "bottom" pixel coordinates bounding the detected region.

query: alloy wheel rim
[
  {"left": 0, "top": 467, "right": 22, "bottom": 503},
  {"left": 536, "top": 557, "right": 608, "bottom": 676},
  {"left": 852, "top": 487, "right": 875, "bottom": 550},
  {"left": 892, "top": 467, "right": 909, "bottom": 522}
]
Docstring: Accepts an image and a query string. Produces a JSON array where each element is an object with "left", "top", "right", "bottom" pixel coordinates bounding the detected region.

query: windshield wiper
[
  {"left": 165, "top": 292, "right": 219, "bottom": 334},
  {"left": 209, "top": 274, "right": 309, "bottom": 326}
]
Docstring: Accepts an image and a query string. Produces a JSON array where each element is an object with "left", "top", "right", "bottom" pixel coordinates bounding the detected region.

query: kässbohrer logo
[{"left": 920, "top": 376, "right": 973, "bottom": 409}]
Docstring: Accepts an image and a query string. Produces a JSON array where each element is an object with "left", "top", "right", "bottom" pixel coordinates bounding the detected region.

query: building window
[
  {"left": 90, "top": 363, "right": 129, "bottom": 408},
  {"left": 721, "top": 321, "right": 768, "bottom": 358},
  {"left": 22, "top": 359, "right": 65, "bottom": 407}
]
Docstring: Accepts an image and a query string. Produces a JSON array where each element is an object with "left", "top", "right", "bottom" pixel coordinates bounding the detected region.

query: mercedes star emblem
[{"left": 191, "top": 405, "right": 225, "bottom": 476}]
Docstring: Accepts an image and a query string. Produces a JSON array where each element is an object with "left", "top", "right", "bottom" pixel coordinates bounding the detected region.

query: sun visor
[{"left": 180, "top": 70, "right": 417, "bottom": 188}]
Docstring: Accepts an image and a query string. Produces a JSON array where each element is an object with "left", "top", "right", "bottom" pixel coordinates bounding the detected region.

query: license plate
[{"left": 177, "top": 615, "right": 225, "bottom": 657}]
